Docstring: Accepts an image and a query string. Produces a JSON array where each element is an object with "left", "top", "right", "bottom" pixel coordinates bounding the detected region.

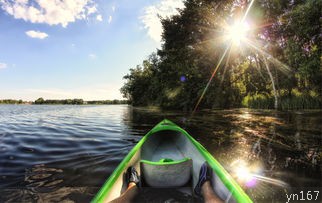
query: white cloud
[
  {"left": 108, "top": 15, "right": 112, "bottom": 24},
  {"left": 111, "top": 5, "right": 115, "bottom": 12},
  {"left": 0, "top": 0, "right": 99, "bottom": 27},
  {"left": 0, "top": 62, "right": 7, "bottom": 69},
  {"left": 141, "top": 0, "right": 185, "bottom": 42},
  {"left": 87, "top": 5, "right": 97, "bottom": 15},
  {"left": 96, "top": 14, "right": 102, "bottom": 21},
  {"left": 25, "top": 30, "right": 48, "bottom": 39},
  {"left": 88, "top": 53, "right": 97, "bottom": 59}
]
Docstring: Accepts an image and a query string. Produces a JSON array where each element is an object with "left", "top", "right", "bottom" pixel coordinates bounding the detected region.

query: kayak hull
[{"left": 92, "top": 119, "right": 252, "bottom": 203}]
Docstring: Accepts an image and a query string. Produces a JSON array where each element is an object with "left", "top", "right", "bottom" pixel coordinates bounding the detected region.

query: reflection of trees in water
[
  {"left": 284, "top": 148, "right": 320, "bottom": 171},
  {"left": 251, "top": 139, "right": 261, "bottom": 158},
  {"left": 283, "top": 113, "right": 320, "bottom": 178},
  {"left": 201, "top": 110, "right": 321, "bottom": 183},
  {"left": 239, "top": 111, "right": 320, "bottom": 173},
  {"left": 294, "top": 114, "right": 303, "bottom": 150},
  {"left": 267, "top": 148, "right": 277, "bottom": 172},
  {"left": 229, "top": 110, "right": 320, "bottom": 182},
  {"left": 226, "top": 110, "right": 321, "bottom": 202},
  {"left": 267, "top": 121, "right": 277, "bottom": 172}
]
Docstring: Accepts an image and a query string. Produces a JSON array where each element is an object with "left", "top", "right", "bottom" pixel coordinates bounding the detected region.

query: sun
[
  {"left": 227, "top": 21, "right": 250, "bottom": 45},
  {"left": 235, "top": 164, "right": 252, "bottom": 181}
]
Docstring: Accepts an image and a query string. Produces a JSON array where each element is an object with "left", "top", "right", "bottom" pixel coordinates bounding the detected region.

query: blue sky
[{"left": 0, "top": 0, "right": 184, "bottom": 101}]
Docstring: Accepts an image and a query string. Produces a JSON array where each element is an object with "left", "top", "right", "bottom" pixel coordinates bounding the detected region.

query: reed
[{"left": 242, "top": 91, "right": 321, "bottom": 110}]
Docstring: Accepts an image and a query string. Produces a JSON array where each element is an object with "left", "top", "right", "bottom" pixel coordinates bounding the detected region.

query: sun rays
[
  {"left": 227, "top": 21, "right": 250, "bottom": 46},
  {"left": 191, "top": 0, "right": 292, "bottom": 114}
]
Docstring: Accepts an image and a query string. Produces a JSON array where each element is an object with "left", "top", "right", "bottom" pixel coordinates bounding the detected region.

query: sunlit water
[{"left": 0, "top": 105, "right": 321, "bottom": 202}]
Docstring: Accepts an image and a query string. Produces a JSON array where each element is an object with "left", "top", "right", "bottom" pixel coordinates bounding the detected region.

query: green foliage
[
  {"left": 242, "top": 93, "right": 275, "bottom": 109},
  {"left": 34, "top": 98, "right": 84, "bottom": 105},
  {"left": 86, "top": 100, "right": 128, "bottom": 105},
  {"left": 33, "top": 98, "right": 128, "bottom": 105},
  {"left": 0, "top": 99, "right": 24, "bottom": 104},
  {"left": 120, "top": 53, "right": 161, "bottom": 106},
  {"left": 34, "top": 97, "right": 45, "bottom": 104},
  {"left": 243, "top": 90, "right": 321, "bottom": 110},
  {"left": 1, "top": 99, "right": 128, "bottom": 105},
  {"left": 121, "top": 0, "right": 322, "bottom": 110}
]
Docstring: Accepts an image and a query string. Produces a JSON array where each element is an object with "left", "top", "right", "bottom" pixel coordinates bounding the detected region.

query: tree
[
  {"left": 34, "top": 97, "right": 44, "bottom": 104},
  {"left": 121, "top": 0, "right": 322, "bottom": 110}
]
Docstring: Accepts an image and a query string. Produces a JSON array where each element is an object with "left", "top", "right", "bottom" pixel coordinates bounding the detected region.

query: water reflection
[
  {"left": 181, "top": 109, "right": 320, "bottom": 202},
  {"left": 226, "top": 110, "right": 319, "bottom": 201},
  {"left": 0, "top": 105, "right": 320, "bottom": 202}
]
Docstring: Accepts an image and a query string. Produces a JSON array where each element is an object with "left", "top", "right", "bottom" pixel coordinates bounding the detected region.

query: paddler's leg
[
  {"left": 109, "top": 166, "right": 140, "bottom": 203},
  {"left": 201, "top": 181, "right": 224, "bottom": 203},
  {"left": 194, "top": 162, "right": 224, "bottom": 203},
  {"left": 109, "top": 182, "right": 139, "bottom": 203}
]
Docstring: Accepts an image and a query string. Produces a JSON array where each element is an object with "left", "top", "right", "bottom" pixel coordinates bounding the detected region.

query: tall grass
[{"left": 242, "top": 90, "right": 322, "bottom": 110}]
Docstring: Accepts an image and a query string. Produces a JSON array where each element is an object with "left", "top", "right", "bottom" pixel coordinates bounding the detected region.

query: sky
[{"left": 0, "top": 0, "right": 185, "bottom": 101}]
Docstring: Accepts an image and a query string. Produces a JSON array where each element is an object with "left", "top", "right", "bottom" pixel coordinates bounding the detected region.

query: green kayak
[{"left": 92, "top": 119, "right": 252, "bottom": 202}]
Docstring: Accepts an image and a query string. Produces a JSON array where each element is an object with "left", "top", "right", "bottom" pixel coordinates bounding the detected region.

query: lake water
[{"left": 0, "top": 105, "right": 321, "bottom": 202}]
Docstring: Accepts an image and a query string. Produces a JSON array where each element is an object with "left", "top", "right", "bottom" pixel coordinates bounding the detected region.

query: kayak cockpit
[{"left": 92, "top": 120, "right": 252, "bottom": 203}]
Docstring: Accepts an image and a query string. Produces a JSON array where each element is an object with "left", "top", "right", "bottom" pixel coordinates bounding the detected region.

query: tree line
[
  {"left": 34, "top": 98, "right": 84, "bottom": 105},
  {"left": 0, "top": 99, "right": 27, "bottom": 104},
  {"left": 34, "top": 98, "right": 128, "bottom": 105},
  {"left": 121, "top": 0, "right": 321, "bottom": 110},
  {"left": 0, "top": 98, "right": 128, "bottom": 105}
]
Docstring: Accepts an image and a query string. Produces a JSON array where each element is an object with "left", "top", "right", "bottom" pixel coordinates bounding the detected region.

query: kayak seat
[{"left": 140, "top": 157, "right": 192, "bottom": 187}]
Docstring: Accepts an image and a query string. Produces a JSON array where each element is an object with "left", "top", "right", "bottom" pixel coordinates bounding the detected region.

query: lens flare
[
  {"left": 231, "top": 159, "right": 261, "bottom": 188},
  {"left": 180, "top": 75, "right": 186, "bottom": 82},
  {"left": 235, "top": 164, "right": 252, "bottom": 181},
  {"left": 231, "top": 159, "right": 288, "bottom": 189},
  {"left": 227, "top": 21, "right": 250, "bottom": 45}
]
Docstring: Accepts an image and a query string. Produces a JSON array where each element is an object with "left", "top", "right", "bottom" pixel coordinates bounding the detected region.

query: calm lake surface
[{"left": 0, "top": 105, "right": 321, "bottom": 202}]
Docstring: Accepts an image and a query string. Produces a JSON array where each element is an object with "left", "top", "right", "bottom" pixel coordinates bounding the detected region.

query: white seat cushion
[{"left": 140, "top": 158, "right": 192, "bottom": 187}]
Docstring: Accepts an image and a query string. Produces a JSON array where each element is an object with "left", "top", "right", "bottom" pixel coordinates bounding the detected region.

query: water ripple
[{"left": 0, "top": 105, "right": 320, "bottom": 202}]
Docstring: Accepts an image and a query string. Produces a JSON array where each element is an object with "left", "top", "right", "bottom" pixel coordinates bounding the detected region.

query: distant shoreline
[{"left": 0, "top": 98, "right": 128, "bottom": 105}]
